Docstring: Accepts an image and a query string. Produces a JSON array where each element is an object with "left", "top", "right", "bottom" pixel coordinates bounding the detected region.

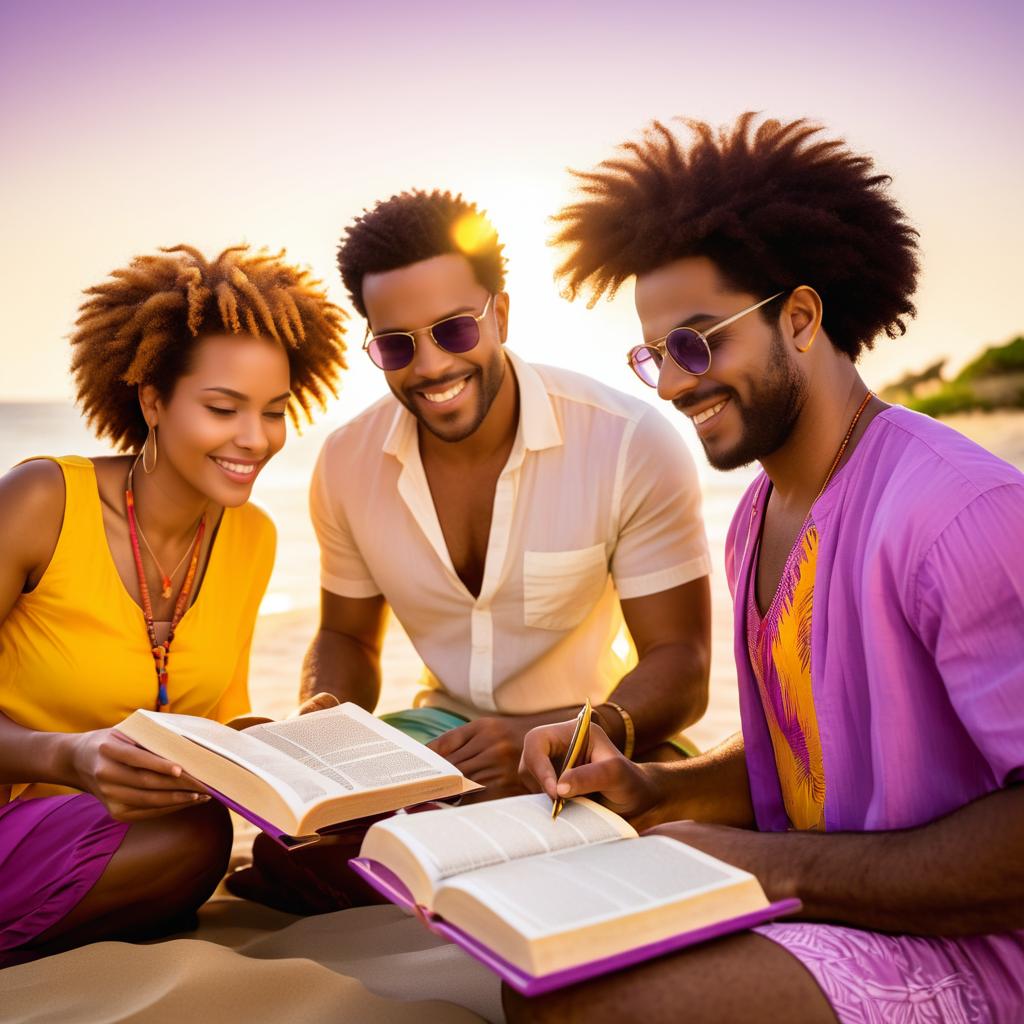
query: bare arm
[
  {"left": 640, "top": 730, "right": 754, "bottom": 827},
  {"left": 0, "top": 460, "right": 74, "bottom": 790},
  {"left": 520, "top": 722, "right": 754, "bottom": 829},
  {"left": 299, "top": 588, "right": 388, "bottom": 710},
  {"left": 0, "top": 710, "right": 76, "bottom": 790},
  {"left": 0, "top": 461, "right": 202, "bottom": 818},
  {"left": 429, "top": 577, "right": 710, "bottom": 796},
  {"left": 523, "top": 718, "right": 1024, "bottom": 934},
  {"left": 596, "top": 577, "right": 710, "bottom": 752},
  {"left": 649, "top": 784, "right": 1024, "bottom": 935}
]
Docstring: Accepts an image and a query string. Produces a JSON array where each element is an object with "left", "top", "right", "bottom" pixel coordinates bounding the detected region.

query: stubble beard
[
  {"left": 401, "top": 349, "right": 507, "bottom": 444},
  {"left": 703, "top": 333, "right": 808, "bottom": 471}
]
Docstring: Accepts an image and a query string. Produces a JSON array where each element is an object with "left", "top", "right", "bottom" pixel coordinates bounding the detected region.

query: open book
[
  {"left": 350, "top": 794, "right": 799, "bottom": 994},
  {"left": 115, "top": 703, "right": 478, "bottom": 845}
]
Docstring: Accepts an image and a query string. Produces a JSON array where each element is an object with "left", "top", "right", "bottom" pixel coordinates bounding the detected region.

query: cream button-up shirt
[{"left": 310, "top": 351, "right": 710, "bottom": 717}]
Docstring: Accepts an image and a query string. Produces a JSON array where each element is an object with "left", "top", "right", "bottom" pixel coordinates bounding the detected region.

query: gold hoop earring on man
[
  {"left": 795, "top": 324, "right": 820, "bottom": 353},
  {"left": 793, "top": 285, "right": 822, "bottom": 353},
  {"left": 142, "top": 425, "right": 158, "bottom": 474}
]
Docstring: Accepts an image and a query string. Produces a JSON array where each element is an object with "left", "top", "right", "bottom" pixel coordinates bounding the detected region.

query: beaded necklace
[
  {"left": 813, "top": 390, "right": 874, "bottom": 504},
  {"left": 753, "top": 389, "right": 875, "bottom": 626},
  {"left": 124, "top": 461, "right": 207, "bottom": 712}
]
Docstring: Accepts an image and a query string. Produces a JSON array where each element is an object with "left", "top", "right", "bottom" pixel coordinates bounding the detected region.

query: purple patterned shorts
[{"left": 756, "top": 921, "right": 1024, "bottom": 1023}]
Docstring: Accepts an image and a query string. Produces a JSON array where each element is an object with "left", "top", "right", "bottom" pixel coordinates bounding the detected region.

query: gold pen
[{"left": 551, "top": 698, "right": 593, "bottom": 820}]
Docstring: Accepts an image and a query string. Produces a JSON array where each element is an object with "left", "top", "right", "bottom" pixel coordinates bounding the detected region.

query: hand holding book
[
  {"left": 115, "top": 702, "right": 480, "bottom": 843},
  {"left": 70, "top": 728, "right": 210, "bottom": 822}
]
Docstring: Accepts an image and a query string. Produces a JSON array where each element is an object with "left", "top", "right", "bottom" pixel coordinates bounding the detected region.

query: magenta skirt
[{"left": 0, "top": 794, "right": 129, "bottom": 965}]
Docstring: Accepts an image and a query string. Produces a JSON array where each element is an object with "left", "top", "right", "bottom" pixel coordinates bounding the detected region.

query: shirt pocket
[{"left": 523, "top": 543, "right": 609, "bottom": 631}]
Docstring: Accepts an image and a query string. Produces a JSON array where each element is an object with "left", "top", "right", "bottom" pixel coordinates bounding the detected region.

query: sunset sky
[{"left": 1, "top": 0, "right": 1021, "bottom": 420}]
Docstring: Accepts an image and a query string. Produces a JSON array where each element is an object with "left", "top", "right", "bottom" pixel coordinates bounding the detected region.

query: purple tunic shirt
[{"left": 724, "top": 407, "right": 1024, "bottom": 1021}]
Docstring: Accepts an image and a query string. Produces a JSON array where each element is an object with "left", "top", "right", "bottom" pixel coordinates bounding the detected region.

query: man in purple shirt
[{"left": 511, "top": 114, "right": 1024, "bottom": 1023}]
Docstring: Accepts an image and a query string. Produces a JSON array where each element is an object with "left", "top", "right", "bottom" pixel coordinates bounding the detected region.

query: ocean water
[{"left": 0, "top": 400, "right": 757, "bottom": 617}]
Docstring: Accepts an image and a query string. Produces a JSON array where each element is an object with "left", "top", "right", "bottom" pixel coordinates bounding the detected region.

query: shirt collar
[
  {"left": 381, "top": 348, "right": 563, "bottom": 465},
  {"left": 507, "top": 349, "right": 562, "bottom": 453}
]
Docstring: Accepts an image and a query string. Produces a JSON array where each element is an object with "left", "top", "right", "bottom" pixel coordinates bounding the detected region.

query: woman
[{"left": 0, "top": 244, "right": 347, "bottom": 963}]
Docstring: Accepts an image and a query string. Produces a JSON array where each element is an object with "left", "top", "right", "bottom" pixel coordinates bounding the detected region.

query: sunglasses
[
  {"left": 627, "top": 292, "right": 785, "bottom": 387},
  {"left": 364, "top": 295, "right": 494, "bottom": 371}
]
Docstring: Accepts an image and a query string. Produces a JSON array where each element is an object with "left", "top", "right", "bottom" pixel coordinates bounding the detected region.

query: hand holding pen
[
  {"left": 550, "top": 698, "right": 593, "bottom": 820},
  {"left": 522, "top": 704, "right": 663, "bottom": 827}
]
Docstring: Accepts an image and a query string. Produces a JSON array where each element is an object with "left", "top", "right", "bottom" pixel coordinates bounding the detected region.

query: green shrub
[
  {"left": 908, "top": 382, "right": 991, "bottom": 417},
  {"left": 955, "top": 336, "right": 1024, "bottom": 382}
]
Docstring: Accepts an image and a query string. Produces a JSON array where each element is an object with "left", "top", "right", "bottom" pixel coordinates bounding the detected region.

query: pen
[{"left": 551, "top": 698, "right": 593, "bottom": 820}]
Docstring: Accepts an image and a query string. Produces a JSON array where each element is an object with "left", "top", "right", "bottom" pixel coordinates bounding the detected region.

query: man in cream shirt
[{"left": 304, "top": 189, "right": 712, "bottom": 796}]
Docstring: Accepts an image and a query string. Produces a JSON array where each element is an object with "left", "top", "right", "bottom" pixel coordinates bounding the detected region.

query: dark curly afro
[
  {"left": 338, "top": 190, "right": 506, "bottom": 318},
  {"left": 552, "top": 113, "right": 920, "bottom": 360}
]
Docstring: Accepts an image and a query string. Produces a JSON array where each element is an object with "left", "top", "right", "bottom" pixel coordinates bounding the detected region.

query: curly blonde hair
[{"left": 71, "top": 244, "right": 348, "bottom": 451}]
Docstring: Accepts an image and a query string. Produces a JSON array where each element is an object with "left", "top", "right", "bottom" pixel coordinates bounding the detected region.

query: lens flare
[{"left": 452, "top": 212, "right": 497, "bottom": 255}]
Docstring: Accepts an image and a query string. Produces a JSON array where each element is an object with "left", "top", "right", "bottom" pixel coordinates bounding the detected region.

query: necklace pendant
[{"left": 161, "top": 576, "right": 172, "bottom": 599}]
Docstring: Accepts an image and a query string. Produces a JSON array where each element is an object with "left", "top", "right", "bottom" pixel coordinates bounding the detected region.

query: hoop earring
[
  {"left": 795, "top": 324, "right": 820, "bottom": 354},
  {"left": 142, "top": 425, "right": 158, "bottom": 474}
]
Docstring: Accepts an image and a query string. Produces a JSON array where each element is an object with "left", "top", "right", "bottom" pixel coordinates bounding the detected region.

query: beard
[
  {"left": 396, "top": 347, "right": 507, "bottom": 444},
  {"left": 698, "top": 332, "right": 807, "bottom": 471}
]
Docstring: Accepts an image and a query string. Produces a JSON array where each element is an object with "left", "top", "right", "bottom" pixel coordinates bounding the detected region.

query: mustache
[{"left": 673, "top": 388, "right": 733, "bottom": 415}]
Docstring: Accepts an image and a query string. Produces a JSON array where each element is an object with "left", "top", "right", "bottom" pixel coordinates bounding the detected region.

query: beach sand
[{"left": 3, "top": 410, "right": 1022, "bottom": 1023}]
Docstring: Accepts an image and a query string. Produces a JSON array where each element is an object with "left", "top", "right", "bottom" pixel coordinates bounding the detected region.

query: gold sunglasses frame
[
  {"left": 363, "top": 294, "right": 494, "bottom": 368},
  {"left": 627, "top": 291, "right": 785, "bottom": 385}
]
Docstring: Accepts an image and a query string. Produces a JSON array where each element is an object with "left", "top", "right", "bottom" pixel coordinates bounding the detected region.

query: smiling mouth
[
  {"left": 420, "top": 378, "right": 468, "bottom": 404},
  {"left": 690, "top": 399, "right": 729, "bottom": 426},
  {"left": 211, "top": 457, "right": 259, "bottom": 479}
]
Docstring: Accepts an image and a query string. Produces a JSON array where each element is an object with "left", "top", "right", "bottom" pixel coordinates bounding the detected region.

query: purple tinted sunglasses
[
  {"left": 364, "top": 295, "right": 493, "bottom": 371},
  {"left": 628, "top": 292, "right": 784, "bottom": 387}
]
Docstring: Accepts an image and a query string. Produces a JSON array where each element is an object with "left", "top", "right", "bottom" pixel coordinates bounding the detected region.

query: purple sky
[{"left": 1, "top": 0, "right": 1021, "bottom": 402}]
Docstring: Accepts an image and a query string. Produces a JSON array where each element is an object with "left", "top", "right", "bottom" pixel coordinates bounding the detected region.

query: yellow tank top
[{"left": 0, "top": 456, "right": 276, "bottom": 801}]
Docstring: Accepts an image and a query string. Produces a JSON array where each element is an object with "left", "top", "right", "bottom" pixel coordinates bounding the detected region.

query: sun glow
[{"left": 452, "top": 211, "right": 498, "bottom": 255}]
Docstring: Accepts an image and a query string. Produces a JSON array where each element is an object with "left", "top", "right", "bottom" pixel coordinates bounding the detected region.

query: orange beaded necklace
[
  {"left": 124, "top": 458, "right": 207, "bottom": 712},
  {"left": 813, "top": 390, "right": 874, "bottom": 504}
]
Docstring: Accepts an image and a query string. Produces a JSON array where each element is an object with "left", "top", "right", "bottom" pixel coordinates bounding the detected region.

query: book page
[
  {"left": 247, "top": 704, "right": 459, "bottom": 793},
  {"left": 140, "top": 712, "right": 341, "bottom": 809},
  {"left": 440, "top": 835, "right": 749, "bottom": 937},
  {"left": 136, "top": 704, "right": 458, "bottom": 812},
  {"left": 367, "top": 794, "right": 636, "bottom": 885}
]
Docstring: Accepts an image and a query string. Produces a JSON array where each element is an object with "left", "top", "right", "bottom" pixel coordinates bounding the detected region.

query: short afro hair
[
  {"left": 70, "top": 244, "right": 348, "bottom": 452},
  {"left": 338, "top": 190, "right": 506, "bottom": 318},
  {"left": 552, "top": 113, "right": 920, "bottom": 360}
]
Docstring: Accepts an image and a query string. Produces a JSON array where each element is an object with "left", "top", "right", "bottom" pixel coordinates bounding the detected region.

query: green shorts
[
  {"left": 380, "top": 706, "right": 698, "bottom": 757},
  {"left": 379, "top": 707, "right": 469, "bottom": 745},
  {"left": 670, "top": 734, "right": 700, "bottom": 758}
]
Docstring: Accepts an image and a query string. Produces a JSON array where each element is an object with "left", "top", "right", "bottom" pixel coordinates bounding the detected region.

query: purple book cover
[
  {"left": 349, "top": 857, "right": 801, "bottom": 996},
  {"left": 203, "top": 786, "right": 320, "bottom": 848},
  {"left": 205, "top": 789, "right": 454, "bottom": 851}
]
